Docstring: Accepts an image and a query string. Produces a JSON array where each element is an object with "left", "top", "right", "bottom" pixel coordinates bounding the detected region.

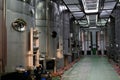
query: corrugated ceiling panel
[
  {"left": 105, "top": 0, "right": 115, "bottom": 2},
  {"left": 67, "top": 5, "right": 81, "bottom": 12},
  {"left": 63, "top": 0, "right": 79, "bottom": 4},
  {"left": 100, "top": 10, "right": 112, "bottom": 17},
  {"left": 63, "top": 0, "right": 117, "bottom": 25},
  {"left": 72, "top": 12, "right": 84, "bottom": 15},
  {"left": 87, "top": 4, "right": 97, "bottom": 10},
  {"left": 73, "top": 12, "right": 84, "bottom": 17},
  {"left": 103, "top": 2, "right": 116, "bottom": 9},
  {"left": 74, "top": 15, "right": 84, "bottom": 18},
  {"left": 85, "top": 0, "right": 97, "bottom": 2}
]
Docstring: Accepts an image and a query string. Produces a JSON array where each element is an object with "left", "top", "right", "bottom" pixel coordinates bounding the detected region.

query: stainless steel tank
[
  {"left": 35, "top": 0, "right": 59, "bottom": 59},
  {"left": 6, "top": 0, "right": 35, "bottom": 72},
  {"left": 63, "top": 11, "right": 70, "bottom": 55}
]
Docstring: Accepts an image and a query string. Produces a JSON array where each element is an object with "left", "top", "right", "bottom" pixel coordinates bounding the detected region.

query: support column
[
  {"left": 100, "top": 30, "right": 105, "bottom": 55},
  {"left": 0, "top": 0, "right": 7, "bottom": 73},
  {"left": 91, "top": 30, "right": 97, "bottom": 55},
  {"left": 81, "top": 31, "right": 85, "bottom": 55},
  {"left": 64, "top": 55, "right": 68, "bottom": 66},
  {"left": 97, "top": 31, "right": 101, "bottom": 55}
]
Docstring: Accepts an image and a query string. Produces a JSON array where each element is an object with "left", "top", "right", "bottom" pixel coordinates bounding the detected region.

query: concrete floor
[{"left": 62, "top": 56, "right": 120, "bottom": 80}]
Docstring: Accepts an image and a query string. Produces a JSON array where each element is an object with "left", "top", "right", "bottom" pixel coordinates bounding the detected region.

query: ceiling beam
[{"left": 61, "top": 0, "right": 75, "bottom": 18}]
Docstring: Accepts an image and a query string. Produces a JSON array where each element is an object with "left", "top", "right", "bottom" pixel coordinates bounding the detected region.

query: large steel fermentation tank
[
  {"left": 6, "top": 0, "right": 35, "bottom": 72},
  {"left": 36, "top": 0, "right": 59, "bottom": 59}
]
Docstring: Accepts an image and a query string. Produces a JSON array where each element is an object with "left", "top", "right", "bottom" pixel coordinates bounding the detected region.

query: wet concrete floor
[{"left": 62, "top": 56, "right": 120, "bottom": 80}]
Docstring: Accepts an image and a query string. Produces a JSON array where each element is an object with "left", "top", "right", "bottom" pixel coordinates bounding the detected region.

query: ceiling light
[
  {"left": 59, "top": 5, "right": 67, "bottom": 12},
  {"left": 82, "top": 0, "right": 99, "bottom": 13},
  {"left": 108, "top": 18, "right": 110, "bottom": 22}
]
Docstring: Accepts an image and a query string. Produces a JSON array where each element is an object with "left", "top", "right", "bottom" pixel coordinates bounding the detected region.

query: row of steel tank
[{"left": 0, "top": 0, "right": 73, "bottom": 73}]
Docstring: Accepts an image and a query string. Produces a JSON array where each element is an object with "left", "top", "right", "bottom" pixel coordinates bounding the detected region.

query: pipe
[{"left": 1, "top": 0, "right": 7, "bottom": 73}]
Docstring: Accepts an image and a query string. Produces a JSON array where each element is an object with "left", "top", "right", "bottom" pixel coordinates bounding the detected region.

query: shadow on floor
[{"left": 1, "top": 72, "right": 32, "bottom": 80}]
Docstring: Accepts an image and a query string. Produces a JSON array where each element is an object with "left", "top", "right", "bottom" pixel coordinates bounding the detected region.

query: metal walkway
[{"left": 62, "top": 56, "right": 120, "bottom": 80}]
